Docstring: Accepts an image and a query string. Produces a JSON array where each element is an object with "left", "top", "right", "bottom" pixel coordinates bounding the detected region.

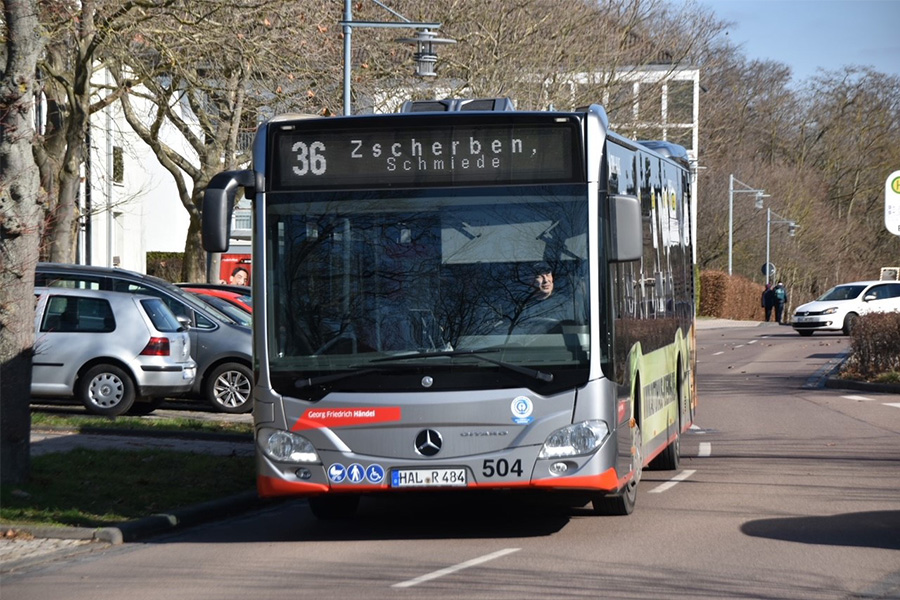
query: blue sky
[{"left": 696, "top": 0, "right": 900, "bottom": 82}]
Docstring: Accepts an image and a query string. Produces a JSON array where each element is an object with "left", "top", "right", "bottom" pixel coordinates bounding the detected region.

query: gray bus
[{"left": 202, "top": 99, "right": 696, "bottom": 518}]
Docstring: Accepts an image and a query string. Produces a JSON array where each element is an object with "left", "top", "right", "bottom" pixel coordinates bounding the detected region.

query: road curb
[
  {"left": 824, "top": 377, "right": 900, "bottom": 394},
  {"left": 2, "top": 490, "right": 264, "bottom": 545},
  {"left": 809, "top": 350, "right": 900, "bottom": 394}
]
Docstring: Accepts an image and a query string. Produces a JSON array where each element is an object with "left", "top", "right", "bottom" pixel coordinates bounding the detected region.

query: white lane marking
[
  {"left": 735, "top": 344, "right": 745, "bottom": 348},
  {"left": 748, "top": 340, "right": 757, "bottom": 344},
  {"left": 885, "top": 403, "right": 900, "bottom": 409},
  {"left": 648, "top": 469, "right": 697, "bottom": 494},
  {"left": 713, "top": 351, "right": 724, "bottom": 356},
  {"left": 392, "top": 548, "right": 521, "bottom": 588},
  {"left": 698, "top": 442, "right": 712, "bottom": 457},
  {"left": 842, "top": 395, "right": 874, "bottom": 401}
]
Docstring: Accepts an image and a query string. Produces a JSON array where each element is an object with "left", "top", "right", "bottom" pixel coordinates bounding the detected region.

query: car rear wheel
[
  {"left": 204, "top": 362, "right": 253, "bottom": 413},
  {"left": 77, "top": 364, "right": 136, "bottom": 416},
  {"left": 127, "top": 396, "right": 165, "bottom": 416}
]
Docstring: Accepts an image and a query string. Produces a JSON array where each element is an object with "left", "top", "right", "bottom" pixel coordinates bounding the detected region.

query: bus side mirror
[
  {"left": 609, "top": 195, "right": 642, "bottom": 262},
  {"left": 202, "top": 170, "right": 256, "bottom": 253}
]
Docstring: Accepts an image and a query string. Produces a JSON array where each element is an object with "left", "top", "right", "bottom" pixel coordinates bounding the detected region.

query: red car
[{"left": 178, "top": 284, "right": 253, "bottom": 314}]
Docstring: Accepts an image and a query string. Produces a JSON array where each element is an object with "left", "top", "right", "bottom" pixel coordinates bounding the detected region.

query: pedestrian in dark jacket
[
  {"left": 774, "top": 282, "right": 788, "bottom": 323},
  {"left": 761, "top": 284, "right": 776, "bottom": 322}
]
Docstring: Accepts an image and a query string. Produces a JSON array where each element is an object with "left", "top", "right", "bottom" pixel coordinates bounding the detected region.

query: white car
[
  {"left": 32, "top": 288, "right": 197, "bottom": 416},
  {"left": 791, "top": 280, "right": 900, "bottom": 336}
]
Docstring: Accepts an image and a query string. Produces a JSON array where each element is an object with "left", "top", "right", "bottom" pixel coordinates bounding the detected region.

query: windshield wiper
[
  {"left": 370, "top": 348, "right": 553, "bottom": 382},
  {"left": 295, "top": 368, "right": 380, "bottom": 389}
]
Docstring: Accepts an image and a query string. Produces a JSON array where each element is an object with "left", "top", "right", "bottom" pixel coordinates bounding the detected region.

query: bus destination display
[{"left": 271, "top": 119, "right": 581, "bottom": 189}]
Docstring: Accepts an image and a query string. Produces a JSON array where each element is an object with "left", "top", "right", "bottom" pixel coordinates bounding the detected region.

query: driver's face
[{"left": 533, "top": 272, "right": 554, "bottom": 299}]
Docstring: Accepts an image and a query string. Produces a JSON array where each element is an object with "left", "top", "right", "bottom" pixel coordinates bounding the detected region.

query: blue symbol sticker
[
  {"left": 327, "top": 463, "right": 347, "bottom": 483},
  {"left": 347, "top": 463, "right": 366, "bottom": 484},
  {"left": 511, "top": 395, "right": 534, "bottom": 424},
  {"left": 366, "top": 464, "right": 385, "bottom": 484}
]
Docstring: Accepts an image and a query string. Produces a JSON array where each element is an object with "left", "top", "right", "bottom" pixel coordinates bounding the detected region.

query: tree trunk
[
  {"left": 47, "top": 138, "right": 84, "bottom": 262},
  {"left": 45, "top": 12, "right": 94, "bottom": 264},
  {"left": 1, "top": 0, "right": 46, "bottom": 485},
  {"left": 181, "top": 208, "right": 207, "bottom": 282}
]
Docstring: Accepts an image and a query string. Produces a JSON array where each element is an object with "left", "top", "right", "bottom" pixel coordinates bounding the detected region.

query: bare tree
[
  {"left": 96, "top": 0, "right": 725, "bottom": 281},
  {"left": 347, "top": 0, "right": 724, "bottom": 115},
  {"left": 33, "top": 0, "right": 161, "bottom": 264},
  {"left": 107, "top": 0, "right": 342, "bottom": 281},
  {"left": 696, "top": 32, "right": 900, "bottom": 299},
  {"left": 1, "top": 0, "right": 46, "bottom": 484}
]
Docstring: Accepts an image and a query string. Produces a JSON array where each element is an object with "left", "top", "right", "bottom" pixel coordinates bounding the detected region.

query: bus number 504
[
  {"left": 292, "top": 141, "right": 327, "bottom": 176},
  {"left": 482, "top": 458, "right": 523, "bottom": 478}
]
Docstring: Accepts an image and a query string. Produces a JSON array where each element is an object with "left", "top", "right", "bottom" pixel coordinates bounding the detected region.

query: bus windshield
[{"left": 266, "top": 184, "right": 593, "bottom": 398}]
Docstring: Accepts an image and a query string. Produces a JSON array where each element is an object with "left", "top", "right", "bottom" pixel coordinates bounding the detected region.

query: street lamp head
[{"left": 396, "top": 29, "right": 457, "bottom": 77}]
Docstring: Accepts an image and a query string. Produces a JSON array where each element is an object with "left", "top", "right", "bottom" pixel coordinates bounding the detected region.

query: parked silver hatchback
[{"left": 32, "top": 288, "right": 197, "bottom": 416}]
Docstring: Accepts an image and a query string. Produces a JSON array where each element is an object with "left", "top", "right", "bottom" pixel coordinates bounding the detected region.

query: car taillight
[{"left": 141, "top": 337, "right": 170, "bottom": 356}]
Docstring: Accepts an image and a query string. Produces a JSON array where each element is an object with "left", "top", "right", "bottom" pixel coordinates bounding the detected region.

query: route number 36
[{"left": 292, "top": 141, "right": 326, "bottom": 176}]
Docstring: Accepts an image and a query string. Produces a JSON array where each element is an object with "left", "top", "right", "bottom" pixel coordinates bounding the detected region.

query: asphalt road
[{"left": 3, "top": 321, "right": 899, "bottom": 599}]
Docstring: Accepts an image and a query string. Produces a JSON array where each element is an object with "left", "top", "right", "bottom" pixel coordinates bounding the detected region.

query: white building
[{"left": 75, "top": 72, "right": 193, "bottom": 273}]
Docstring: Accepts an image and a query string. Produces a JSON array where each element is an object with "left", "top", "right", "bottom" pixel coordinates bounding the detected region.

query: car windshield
[
  {"left": 196, "top": 294, "right": 252, "bottom": 327},
  {"left": 817, "top": 285, "right": 866, "bottom": 302}
]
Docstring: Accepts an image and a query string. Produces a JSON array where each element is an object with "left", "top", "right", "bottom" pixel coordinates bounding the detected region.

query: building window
[{"left": 113, "top": 146, "right": 124, "bottom": 184}]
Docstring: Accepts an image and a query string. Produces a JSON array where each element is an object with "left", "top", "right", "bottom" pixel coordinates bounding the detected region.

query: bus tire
[
  {"left": 592, "top": 422, "right": 641, "bottom": 516},
  {"left": 650, "top": 362, "right": 682, "bottom": 471},
  {"left": 308, "top": 495, "right": 360, "bottom": 520}
]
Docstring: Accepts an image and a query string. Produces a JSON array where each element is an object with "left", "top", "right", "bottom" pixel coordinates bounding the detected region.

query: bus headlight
[
  {"left": 260, "top": 428, "right": 320, "bottom": 463},
  {"left": 538, "top": 420, "right": 609, "bottom": 459}
]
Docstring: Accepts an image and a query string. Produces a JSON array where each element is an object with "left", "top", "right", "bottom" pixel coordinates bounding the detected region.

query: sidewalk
[{"left": 696, "top": 317, "right": 780, "bottom": 329}]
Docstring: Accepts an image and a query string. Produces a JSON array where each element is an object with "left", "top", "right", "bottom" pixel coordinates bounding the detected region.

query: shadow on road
[
  {"left": 178, "top": 492, "right": 584, "bottom": 543},
  {"left": 741, "top": 510, "right": 900, "bottom": 550}
]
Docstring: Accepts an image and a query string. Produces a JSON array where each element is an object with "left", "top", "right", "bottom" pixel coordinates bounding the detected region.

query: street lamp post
[
  {"left": 765, "top": 208, "right": 799, "bottom": 285},
  {"left": 341, "top": 0, "right": 455, "bottom": 116},
  {"left": 728, "top": 174, "right": 769, "bottom": 275}
]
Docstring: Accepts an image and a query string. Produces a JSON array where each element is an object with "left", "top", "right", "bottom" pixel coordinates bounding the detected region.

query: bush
[
  {"left": 699, "top": 270, "right": 764, "bottom": 321},
  {"left": 146, "top": 251, "right": 184, "bottom": 282},
  {"left": 840, "top": 312, "right": 900, "bottom": 380}
]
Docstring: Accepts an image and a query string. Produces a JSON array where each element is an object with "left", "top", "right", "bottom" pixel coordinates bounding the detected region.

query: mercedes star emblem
[{"left": 414, "top": 429, "right": 442, "bottom": 456}]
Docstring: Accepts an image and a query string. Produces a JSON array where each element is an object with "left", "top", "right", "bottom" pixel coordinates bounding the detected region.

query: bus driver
[{"left": 509, "top": 262, "right": 582, "bottom": 334}]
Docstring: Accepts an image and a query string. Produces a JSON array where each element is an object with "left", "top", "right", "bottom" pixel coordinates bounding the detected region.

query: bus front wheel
[{"left": 591, "top": 423, "right": 642, "bottom": 516}]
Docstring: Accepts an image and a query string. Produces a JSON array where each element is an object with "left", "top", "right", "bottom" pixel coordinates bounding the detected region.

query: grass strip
[
  {"left": 1, "top": 448, "right": 254, "bottom": 528},
  {"left": 31, "top": 412, "right": 253, "bottom": 437}
]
